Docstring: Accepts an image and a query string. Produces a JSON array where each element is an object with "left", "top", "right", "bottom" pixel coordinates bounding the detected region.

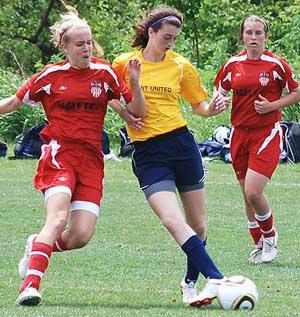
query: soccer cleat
[
  {"left": 16, "top": 287, "right": 41, "bottom": 306},
  {"left": 18, "top": 234, "right": 37, "bottom": 279},
  {"left": 104, "top": 151, "right": 121, "bottom": 162},
  {"left": 180, "top": 280, "right": 198, "bottom": 305},
  {"left": 248, "top": 247, "right": 263, "bottom": 264},
  {"left": 191, "top": 277, "right": 225, "bottom": 307},
  {"left": 248, "top": 236, "right": 263, "bottom": 264},
  {"left": 261, "top": 233, "right": 278, "bottom": 263}
]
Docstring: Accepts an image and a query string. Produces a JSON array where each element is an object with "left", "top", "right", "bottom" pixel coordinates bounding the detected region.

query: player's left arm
[
  {"left": 254, "top": 86, "right": 300, "bottom": 114},
  {"left": 125, "top": 58, "right": 146, "bottom": 118},
  {"left": 108, "top": 100, "right": 144, "bottom": 129},
  {"left": 0, "top": 95, "right": 23, "bottom": 114},
  {"left": 192, "top": 91, "right": 230, "bottom": 117}
]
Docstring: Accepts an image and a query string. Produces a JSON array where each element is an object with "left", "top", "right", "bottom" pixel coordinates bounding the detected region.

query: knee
[
  {"left": 191, "top": 223, "right": 206, "bottom": 239},
  {"left": 245, "top": 189, "right": 262, "bottom": 205},
  {"left": 46, "top": 214, "right": 67, "bottom": 236},
  {"left": 70, "top": 227, "right": 95, "bottom": 249},
  {"left": 160, "top": 216, "right": 182, "bottom": 234}
]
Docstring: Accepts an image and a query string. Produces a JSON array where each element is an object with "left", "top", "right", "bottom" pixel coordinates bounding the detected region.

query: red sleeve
[
  {"left": 105, "top": 64, "right": 132, "bottom": 105},
  {"left": 214, "top": 62, "right": 231, "bottom": 95},
  {"left": 15, "top": 69, "right": 49, "bottom": 104},
  {"left": 280, "top": 58, "right": 299, "bottom": 92}
]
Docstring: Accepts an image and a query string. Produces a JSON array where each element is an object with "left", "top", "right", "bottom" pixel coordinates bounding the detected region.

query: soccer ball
[
  {"left": 213, "top": 125, "right": 231, "bottom": 144},
  {"left": 217, "top": 275, "right": 258, "bottom": 310}
]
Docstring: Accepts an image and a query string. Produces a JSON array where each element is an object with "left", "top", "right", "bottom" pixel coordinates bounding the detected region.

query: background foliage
[{"left": 1, "top": 0, "right": 300, "bottom": 145}]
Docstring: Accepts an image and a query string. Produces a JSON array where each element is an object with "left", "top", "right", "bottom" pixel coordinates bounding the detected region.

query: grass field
[{"left": 0, "top": 156, "right": 300, "bottom": 317}]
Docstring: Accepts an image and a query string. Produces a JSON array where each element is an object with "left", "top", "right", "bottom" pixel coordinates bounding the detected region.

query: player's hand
[
  {"left": 120, "top": 108, "right": 144, "bottom": 129},
  {"left": 213, "top": 91, "right": 230, "bottom": 111},
  {"left": 128, "top": 58, "right": 142, "bottom": 85},
  {"left": 254, "top": 94, "right": 276, "bottom": 114}
]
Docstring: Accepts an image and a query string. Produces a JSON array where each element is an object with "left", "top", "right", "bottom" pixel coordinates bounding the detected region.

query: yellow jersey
[{"left": 113, "top": 50, "right": 208, "bottom": 141}]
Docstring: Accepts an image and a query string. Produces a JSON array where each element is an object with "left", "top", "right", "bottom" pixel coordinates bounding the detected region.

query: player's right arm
[{"left": 0, "top": 95, "right": 22, "bottom": 114}]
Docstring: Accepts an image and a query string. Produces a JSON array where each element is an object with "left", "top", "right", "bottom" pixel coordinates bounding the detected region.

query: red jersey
[
  {"left": 214, "top": 49, "right": 299, "bottom": 128},
  {"left": 16, "top": 57, "right": 132, "bottom": 154}
]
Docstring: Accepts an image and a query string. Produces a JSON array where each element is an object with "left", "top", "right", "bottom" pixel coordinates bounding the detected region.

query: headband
[{"left": 149, "top": 15, "right": 182, "bottom": 29}]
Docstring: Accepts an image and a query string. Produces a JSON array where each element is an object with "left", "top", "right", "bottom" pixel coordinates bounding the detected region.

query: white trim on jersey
[
  {"left": 216, "top": 81, "right": 229, "bottom": 96},
  {"left": 44, "top": 186, "right": 72, "bottom": 202},
  {"left": 223, "top": 53, "right": 286, "bottom": 74},
  {"left": 70, "top": 200, "right": 100, "bottom": 217},
  {"left": 257, "top": 121, "right": 282, "bottom": 155},
  {"left": 223, "top": 54, "right": 247, "bottom": 69},
  {"left": 23, "top": 90, "right": 40, "bottom": 106},
  {"left": 34, "top": 63, "right": 71, "bottom": 83},
  {"left": 260, "top": 54, "right": 285, "bottom": 72},
  {"left": 90, "top": 62, "right": 120, "bottom": 86}
]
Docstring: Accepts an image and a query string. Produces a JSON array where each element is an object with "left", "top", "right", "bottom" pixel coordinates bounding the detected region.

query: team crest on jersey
[
  {"left": 259, "top": 72, "right": 270, "bottom": 86},
  {"left": 90, "top": 81, "right": 102, "bottom": 98}
]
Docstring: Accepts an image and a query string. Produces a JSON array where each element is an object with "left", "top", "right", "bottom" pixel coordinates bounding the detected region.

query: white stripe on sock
[
  {"left": 26, "top": 269, "right": 44, "bottom": 278},
  {"left": 31, "top": 251, "right": 50, "bottom": 261}
]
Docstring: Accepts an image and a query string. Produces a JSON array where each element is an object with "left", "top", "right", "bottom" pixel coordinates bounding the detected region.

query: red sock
[
  {"left": 248, "top": 222, "right": 262, "bottom": 246},
  {"left": 20, "top": 242, "right": 52, "bottom": 292},
  {"left": 52, "top": 236, "right": 68, "bottom": 252},
  {"left": 255, "top": 211, "right": 276, "bottom": 238}
]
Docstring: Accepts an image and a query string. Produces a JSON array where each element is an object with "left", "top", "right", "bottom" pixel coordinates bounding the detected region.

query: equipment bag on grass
[
  {"left": 13, "top": 122, "right": 46, "bottom": 159},
  {"left": 280, "top": 120, "right": 300, "bottom": 163},
  {"left": 0, "top": 141, "right": 8, "bottom": 157},
  {"left": 119, "top": 126, "right": 134, "bottom": 157}
]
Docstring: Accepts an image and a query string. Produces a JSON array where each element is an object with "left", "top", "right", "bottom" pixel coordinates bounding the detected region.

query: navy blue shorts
[{"left": 132, "top": 127, "right": 205, "bottom": 198}]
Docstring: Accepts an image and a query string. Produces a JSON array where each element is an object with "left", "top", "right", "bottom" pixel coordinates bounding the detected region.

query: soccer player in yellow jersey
[{"left": 112, "top": 5, "right": 230, "bottom": 307}]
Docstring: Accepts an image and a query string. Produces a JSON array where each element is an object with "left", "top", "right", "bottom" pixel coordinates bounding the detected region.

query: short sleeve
[
  {"left": 16, "top": 73, "right": 43, "bottom": 105},
  {"left": 180, "top": 60, "right": 208, "bottom": 104},
  {"left": 280, "top": 58, "right": 299, "bottom": 92},
  {"left": 105, "top": 64, "right": 132, "bottom": 105},
  {"left": 214, "top": 62, "right": 231, "bottom": 95}
]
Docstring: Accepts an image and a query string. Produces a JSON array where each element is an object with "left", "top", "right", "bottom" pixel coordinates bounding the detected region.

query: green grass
[{"left": 0, "top": 156, "right": 300, "bottom": 316}]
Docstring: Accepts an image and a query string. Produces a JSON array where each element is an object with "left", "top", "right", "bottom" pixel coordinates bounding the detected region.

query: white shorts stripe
[
  {"left": 70, "top": 200, "right": 100, "bottom": 217},
  {"left": 257, "top": 122, "right": 281, "bottom": 155},
  {"left": 44, "top": 186, "right": 72, "bottom": 203}
]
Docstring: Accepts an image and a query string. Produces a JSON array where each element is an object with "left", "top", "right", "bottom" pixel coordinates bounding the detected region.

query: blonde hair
[{"left": 50, "top": 1, "right": 103, "bottom": 56}]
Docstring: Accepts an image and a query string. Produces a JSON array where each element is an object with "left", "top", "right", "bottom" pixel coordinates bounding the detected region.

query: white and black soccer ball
[
  {"left": 217, "top": 275, "right": 258, "bottom": 310},
  {"left": 213, "top": 125, "right": 231, "bottom": 144}
]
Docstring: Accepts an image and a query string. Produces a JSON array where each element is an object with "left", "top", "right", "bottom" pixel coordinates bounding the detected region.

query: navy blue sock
[
  {"left": 181, "top": 235, "right": 223, "bottom": 280},
  {"left": 184, "top": 237, "right": 207, "bottom": 284}
]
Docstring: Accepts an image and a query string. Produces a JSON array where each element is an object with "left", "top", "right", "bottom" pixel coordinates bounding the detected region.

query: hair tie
[{"left": 149, "top": 15, "right": 181, "bottom": 29}]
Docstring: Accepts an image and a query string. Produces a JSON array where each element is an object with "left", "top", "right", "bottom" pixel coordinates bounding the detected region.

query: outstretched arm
[
  {"left": 0, "top": 95, "right": 22, "bottom": 114},
  {"left": 126, "top": 58, "right": 146, "bottom": 118},
  {"left": 192, "top": 92, "right": 230, "bottom": 117},
  {"left": 109, "top": 99, "right": 144, "bottom": 130},
  {"left": 254, "top": 87, "right": 300, "bottom": 114}
]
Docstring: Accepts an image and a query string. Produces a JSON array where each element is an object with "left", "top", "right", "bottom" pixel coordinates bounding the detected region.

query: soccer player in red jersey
[
  {"left": 0, "top": 7, "right": 145, "bottom": 306},
  {"left": 214, "top": 15, "right": 300, "bottom": 264}
]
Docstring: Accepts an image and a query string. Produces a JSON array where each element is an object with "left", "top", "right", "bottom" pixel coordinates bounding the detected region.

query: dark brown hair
[
  {"left": 238, "top": 15, "right": 269, "bottom": 45},
  {"left": 131, "top": 5, "right": 183, "bottom": 48}
]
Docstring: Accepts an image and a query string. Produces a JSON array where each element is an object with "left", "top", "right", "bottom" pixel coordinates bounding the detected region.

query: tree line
[{"left": 1, "top": 0, "right": 300, "bottom": 143}]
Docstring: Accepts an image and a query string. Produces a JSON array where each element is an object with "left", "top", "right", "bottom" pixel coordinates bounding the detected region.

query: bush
[{"left": 0, "top": 69, "right": 45, "bottom": 142}]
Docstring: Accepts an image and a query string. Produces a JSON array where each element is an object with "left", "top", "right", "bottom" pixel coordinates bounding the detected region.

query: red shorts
[
  {"left": 34, "top": 140, "right": 104, "bottom": 206},
  {"left": 230, "top": 122, "right": 282, "bottom": 180}
]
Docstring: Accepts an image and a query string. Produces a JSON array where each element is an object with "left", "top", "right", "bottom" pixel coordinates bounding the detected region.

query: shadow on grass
[{"left": 42, "top": 300, "right": 223, "bottom": 311}]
